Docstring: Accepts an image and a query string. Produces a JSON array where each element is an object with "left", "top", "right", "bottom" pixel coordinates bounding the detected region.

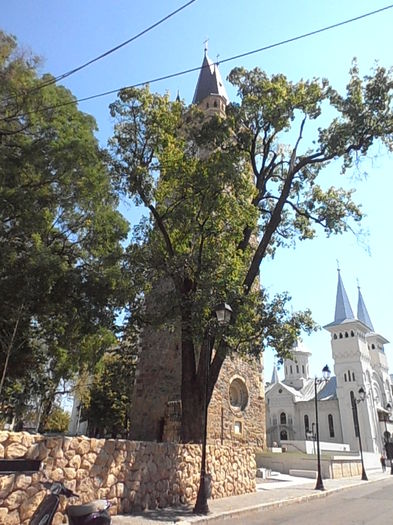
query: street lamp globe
[
  {"left": 214, "top": 303, "right": 232, "bottom": 326},
  {"left": 322, "top": 365, "right": 331, "bottom": 381},
  {"left": 358, "top": 387, "right": 366, "bottom": 401}
]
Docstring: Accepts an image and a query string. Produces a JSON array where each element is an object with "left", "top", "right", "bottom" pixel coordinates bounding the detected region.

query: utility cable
[
  {"left": 2, "top": 3, "right": 392, "bottom": 122},
  {"left": 2, "top": 0, "right": 197, "bottom": 102}
]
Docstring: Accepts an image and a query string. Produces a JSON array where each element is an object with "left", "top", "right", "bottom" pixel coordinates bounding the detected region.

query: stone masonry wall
[
  {"left": 131, "top": 314, "right": 266, "bottom": 446},
  {"left": 0, "top": 431, "right": 256, "bottom": 525},
  {"left": 208, "top": 355, "right": 265, "bottom": 448}
]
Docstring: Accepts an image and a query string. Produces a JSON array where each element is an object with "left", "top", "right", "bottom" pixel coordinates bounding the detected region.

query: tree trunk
[
  {"left": 0, "top": 305, "right": 23, "bottom": 396},
  {"left": 181, "top": 379, "right": 205, "bottom": 442},
  {"left": 38, "top": 397, "right": 54, "bottom": 433},
  {"left": 179, "top": 294, "right": 206, "bottom": 442}
]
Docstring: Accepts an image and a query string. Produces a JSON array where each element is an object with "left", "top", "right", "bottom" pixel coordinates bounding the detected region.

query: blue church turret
[
  {"left": 334, "top": 269, "right": 355, "bottom": 323},
  {"left": 357, "top": 285, "right": 375, "bottom": 332}
]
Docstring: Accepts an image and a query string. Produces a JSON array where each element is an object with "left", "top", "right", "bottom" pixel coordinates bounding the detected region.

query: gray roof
[
  {"left": 357, "top": 287, "right": 375, "bottom": 331},
  {"left": 192, "top": 53, "right": 229, "bottom": 105},
  {"left": 296, "top": 377, "right": 337, "bottom": 402},
  {"left": 266, "top": 377, "right": 337, "bottom": 402},
  {"left": 334, "top": 270, "right": 355, "bottom": 324},
  {"left": 317, "top": 376, "right": 337, "bottom": 401}
]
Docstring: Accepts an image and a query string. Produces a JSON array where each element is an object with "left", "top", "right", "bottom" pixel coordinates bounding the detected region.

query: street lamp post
[
  {"left": 352, "top": 387, "right": 368, "bottom": 481},
  {"left": 193, "top": 302, "right": 232, "bottom": 515},
  {"left": 314, "top": 364, "right": 331, "bottom": 491}
]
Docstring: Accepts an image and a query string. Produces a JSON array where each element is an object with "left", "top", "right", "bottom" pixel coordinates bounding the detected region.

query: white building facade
[{"left": 266, "top": 271, "right": 393, "bottom": 455}]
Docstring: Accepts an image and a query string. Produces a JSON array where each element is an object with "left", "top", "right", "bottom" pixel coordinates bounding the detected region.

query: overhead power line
[
  {"left": 3, "top": 0, "right": 197, "bottom": 101},
  {"left": 2, "top": 3, "right": 393, "bottom": 122}
]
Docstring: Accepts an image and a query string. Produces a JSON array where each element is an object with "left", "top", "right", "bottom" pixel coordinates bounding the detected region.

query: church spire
[
  {"left": 192, "top": 51, "right": 228, "bottom": 106},
  {"left": 271, "top": 365, "right": 279, "bottom": 384},
  {"left": 357, "top": 285, "right": 375, "bottom": 331},
  {"left": 334, "top": 269, "right": 355, "bottom": 323}
]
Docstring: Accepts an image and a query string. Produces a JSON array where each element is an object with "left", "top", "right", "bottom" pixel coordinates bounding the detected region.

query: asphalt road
[{"left": 213, "top": 477, "right": 393, "bottom": 525}]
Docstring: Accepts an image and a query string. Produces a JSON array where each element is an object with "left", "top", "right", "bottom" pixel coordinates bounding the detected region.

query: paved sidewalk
[{"left": 112, "top": 470, "right": 392, "bottom": 525}]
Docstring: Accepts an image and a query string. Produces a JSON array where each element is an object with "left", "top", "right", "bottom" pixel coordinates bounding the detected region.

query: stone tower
[
  {"left": 324, "top": 270, "right": 390, "bottom": 452},
  {"left": 130, "top": 52, "right": 265, "bottom": 448}
]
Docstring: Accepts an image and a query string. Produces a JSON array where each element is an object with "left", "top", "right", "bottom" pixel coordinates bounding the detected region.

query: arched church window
[
  {"left": 290, "top": 365, "right": 293, "bottom": 374},
  {"left": 334, "top": 333, "right": 337, "bottom": 339},
  {"left": 352, "top": 372, "right": 355, "bottom": 381},
  {"left": 296, "top": 365, "right": 299, "bottom": 373},
  {"left": 339, "top": 333, "right": 343, "bottom": 339},
  {"left": 280, "top": 412, "right": 287, "bottom": 425},
  {"left": 351, "top": 331, "right": 354, "bottom": 337},
  {"left": 348, "top": 370, "right": 351, "bottom": 382},
  {"left": 214, "top": 100, "right": 217, "bottom": 107},
  {"left": 350, "top": 391, "right": 359, "bottom": 437},
  {"left": 302, "top": 365, "right": 305, "bottom": 374},
  {"left": 372, "top": 344, "right": 375, "bottom": 349},
  {"left": 328, "top": 414, "right": 335, "bottom": 437},
  {"left": 304, "top": 414, "right": 309, "bottom": 433},
  {"left": 345, "top": 332, "right": 349, "bottom": 338},
  {"left": 344, "top": 373, "right": 347, "bottom": 382},
  {"left": 280, "top": 430, "right": 288, "bottom": 441}
]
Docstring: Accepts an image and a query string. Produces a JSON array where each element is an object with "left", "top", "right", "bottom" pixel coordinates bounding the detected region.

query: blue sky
[{"left": 3, "top": 0, "right": 393, "bottom": 382}]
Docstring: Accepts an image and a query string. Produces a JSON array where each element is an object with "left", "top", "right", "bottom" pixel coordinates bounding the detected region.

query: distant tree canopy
[
  {"left": 44, "top": 404, "right": 71, "bottom": 434},
  {"left": 110, "top": 62, "right": 393, "bottom": 441},
  {"left": 83, "top": 339, "right": 137, "bottom": 438},
  {"left": 0, "top": 31, "right": 130, "bottom": 430}
]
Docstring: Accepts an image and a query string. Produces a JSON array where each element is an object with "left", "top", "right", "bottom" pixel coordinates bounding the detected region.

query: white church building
[{"left": 266, "top": 271, "right": 393, "bottom": 456}]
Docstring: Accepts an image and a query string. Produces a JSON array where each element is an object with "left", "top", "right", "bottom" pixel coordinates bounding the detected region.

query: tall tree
[
  {"left": 0, "top": 31, "right": 130, "bottom": 426},
  {"left": 110, "top": 63, "right": 393, "bottom": 442}
]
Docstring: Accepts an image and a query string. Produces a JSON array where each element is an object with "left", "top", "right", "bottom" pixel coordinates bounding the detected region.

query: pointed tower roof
[
  {"left": 334, "top": 270, "right": 355, "bottom": 323},
  {"left": 192, "top": 52, "right": 228, "bottom": 105},
  {"left": 271, "top": 365, "right": 279, "bottom": 384},
  {"left": 357, "top": 286, "right": 375, "bottom": 331}
]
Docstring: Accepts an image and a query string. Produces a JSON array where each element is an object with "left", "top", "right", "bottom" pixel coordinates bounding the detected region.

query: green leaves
[
  {"left": 0, "top": 31, "right": 130, "bottom": 418},
  {"left": 110, "top": 60, "right": 393, "bottom": 373},
  {"left": 83, "top": 342, "right": 137, "bottom": 437}
]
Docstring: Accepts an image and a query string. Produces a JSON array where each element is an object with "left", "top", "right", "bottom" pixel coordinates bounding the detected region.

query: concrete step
[{"left": 289, "top": 468, "right": 317, "bottom": 479}]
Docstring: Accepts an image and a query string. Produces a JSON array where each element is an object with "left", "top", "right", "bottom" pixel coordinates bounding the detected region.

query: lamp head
[
  {"left": 214, "top": 303, "right": 232, "bottom": 326},
  {"left": 358, "top": 387, "right": 366, "bottom": 401},
  {"left": 322, "top": 364, "right": 331, "bottom": 381}
]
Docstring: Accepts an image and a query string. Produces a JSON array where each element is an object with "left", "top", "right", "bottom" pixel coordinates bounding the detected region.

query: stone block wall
[
  {"left": 208, "top": 355, "right": 265, "bottom": 447},
  {"left": 130, "top": 283, "right": 266, "bottom": 446},
  {"left": 0, "top": 432, "right": 256, "bottom": 525}
]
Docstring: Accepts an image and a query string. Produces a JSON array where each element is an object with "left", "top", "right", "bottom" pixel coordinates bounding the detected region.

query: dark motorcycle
[{"left": 29, "top": 481, "right": 111, "bottom": 525}]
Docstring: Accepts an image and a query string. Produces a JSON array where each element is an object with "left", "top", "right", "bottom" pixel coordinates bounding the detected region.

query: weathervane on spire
[
  {"left": 203, "top": 38, "right": 209, "bottom": 55},
  {"left": 336, "top": 259, "right": 340, "bottom": 272},
  {"left": 356, "top": 277, "right": 360, "bottom": 290}
]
